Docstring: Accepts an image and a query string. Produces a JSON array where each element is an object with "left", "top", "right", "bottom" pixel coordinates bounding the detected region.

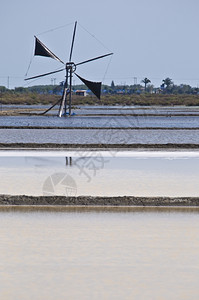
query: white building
[{"left": 75, "top": 90, "right": 88, "bottom": 96}]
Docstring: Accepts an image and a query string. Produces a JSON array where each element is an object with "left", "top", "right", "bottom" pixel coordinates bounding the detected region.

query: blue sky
[{"left": 1, "top": 0, "right": 199, "bottom": 88}]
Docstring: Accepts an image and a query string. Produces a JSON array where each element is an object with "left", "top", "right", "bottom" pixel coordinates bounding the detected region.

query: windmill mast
[
  {"left": 64, "top": 69, "right": 68, "bottom": 115},
  {"left": 68, "top": 21, "right": 77, "bottom": 116},
  {"left": 58, "top": 21, "right": 77, "bottom": 117},
  {"left": 69, "top": 67, "right": 72, "bottom": 115},
  {"left": 58, "top": 67, "right": 68, "bottom": 117}
]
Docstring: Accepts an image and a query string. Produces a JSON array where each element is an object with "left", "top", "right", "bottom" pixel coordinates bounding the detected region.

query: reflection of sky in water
[
  {"left": 1, "top": 153, "right": 199, "bottom": 197},
  {"left": 1, "top": 129, "right": 199, "bottom": 144},
  {"left": 1, "top": 207, "right": 199, "bottom": 299},
  {"left": 1, "top": 114, "right": 199, "bottom": 128}
]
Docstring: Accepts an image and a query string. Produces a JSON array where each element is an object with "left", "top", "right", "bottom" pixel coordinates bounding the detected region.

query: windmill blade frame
[
  {"left": 25, "top": 68, "right": 65, "bottom": 81},
  {"left": 76, "top": 53, "right": 113, "bottom": 66},
  {"left": 69, "top": 21, "right": 77, "bottom": 62},
  {"left": 26, "top": 21, "right": 113, "bottom": 117}
]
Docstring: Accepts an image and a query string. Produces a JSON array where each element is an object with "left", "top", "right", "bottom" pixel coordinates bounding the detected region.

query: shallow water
[
  {"left": 2, "top": 104, "right": 199, "bottom": 115},
  {"left": 0, "top": 128, "right": 199, "bottom": 144},
  {"left": 0, "top": 206, "right": 199, "bottom": 300},
  {"left": 1, "top": 114, "right": 199, "bottom": 128},
  {"left": 1, "top": 151, "right": 199, "bottom": 197}
]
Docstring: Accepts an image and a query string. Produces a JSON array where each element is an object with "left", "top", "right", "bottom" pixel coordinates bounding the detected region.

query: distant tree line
[
  {"left": 104, "top": 78, "right": 199, "bottom": 95},
  {"left": 0, "top": 77, "right": 199, "bottom": 95}
]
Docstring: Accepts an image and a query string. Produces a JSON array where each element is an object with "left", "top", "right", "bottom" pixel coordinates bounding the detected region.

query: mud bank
[
  {"left": 1, "top": 126, "right": 199, "bottom": 130},
  {"left": 0, "top": 143, "right": 199, "bottom": 149},
  {"left": 1, "top": 195, "right": 199, "bottom": 207}
]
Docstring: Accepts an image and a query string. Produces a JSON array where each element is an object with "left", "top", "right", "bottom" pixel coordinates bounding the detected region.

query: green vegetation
[
  {"left": 1, "top": 92, "right": 199, "bottom": 106},
  {"left": 2, "top": 76, "right": 199, "bottom": 96},
  {"left": 142, "top": 78, "right": 151, "bottom": 92},
  {"left": 1, "top": 77, "right": 199, "bottom": 106},
  {"left": 99, "top": 94, "right": 199, "bottom": 106}
]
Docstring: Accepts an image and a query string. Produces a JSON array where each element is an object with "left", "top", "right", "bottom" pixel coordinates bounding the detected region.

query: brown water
[{"left": 0, "top": 206, "right": 199, "bottom": 300}]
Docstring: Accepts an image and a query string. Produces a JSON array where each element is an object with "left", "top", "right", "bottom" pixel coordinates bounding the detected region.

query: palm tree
[
  {"left": 162, "top": 78, "right": 173, "bottom": 89},
  {"left": 142, "top": 78, "right": 151, "bottom": 92}
]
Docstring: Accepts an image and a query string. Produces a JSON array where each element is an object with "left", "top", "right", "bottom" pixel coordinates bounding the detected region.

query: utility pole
[
  {"left": 0, "top": 91, "right": 2, "bottom": 111},
  {"left": 51, "top": 78, "right": 56, "bottom": 85},
  {"left": 7, "top": 76, "right": 9, "bottom": 89},
  {"left": 133, "top": 77, "right": 137, "bottom": 85}
]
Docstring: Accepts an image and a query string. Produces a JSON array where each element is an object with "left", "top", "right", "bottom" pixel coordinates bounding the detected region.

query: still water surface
[
  {"left": 0, "top": 206, "right": 199, "bottom": 300},
  {"left": 1, "top": 114, "right": 199, "bottom": 128},
  {"left": 1, "top": 151, "right": 199, "bottom": 197},
  {"left": 3, "top": 104, "right": 199, "bottom": 115},
  {"left": 0, "top": 128, "right": 199, "bottom": 144}
]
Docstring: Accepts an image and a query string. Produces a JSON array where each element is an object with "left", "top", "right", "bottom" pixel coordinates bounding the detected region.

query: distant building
[
  {"left": 116, "top": 90, "right": 126, "bottom": 95},
  {"left": 75, "top": 90, "right": 88, "bottom": 96}
]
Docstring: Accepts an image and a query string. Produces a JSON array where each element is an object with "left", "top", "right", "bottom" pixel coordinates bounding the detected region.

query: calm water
[
  {"left": 1, "top": 151, "right": 199, "bottom": 197},
  {"left": 0, "top": 206, "right": 199, "bottom": 300},
  {"left": 2, "top": 104, "right": 199, "bottom": 115},
  {"left": 0, "top": 128, "right": 199, "bottom": 144},
  {"left": 1, "top": 105, "right": 199, "bottom": 129},
  {"left": 1, "top": 114, "right": 199, "bottom": 128}
]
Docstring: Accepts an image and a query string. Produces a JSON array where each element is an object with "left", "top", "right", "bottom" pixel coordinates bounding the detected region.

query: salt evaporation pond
[
  {"left": 0, "top": 128, "right": 199, "bottom": 144},
  {"left": 2, "top": 104, "right": 199, "bottom": 115},
  {"left": 1, "top": 150, "right": 199, "bottom": 197},
  {"left": 1, "top": 114, "right": 199, "bottom": 128},
  {"left": 0, "top": 206, "right": 199, "bottom": 300}
]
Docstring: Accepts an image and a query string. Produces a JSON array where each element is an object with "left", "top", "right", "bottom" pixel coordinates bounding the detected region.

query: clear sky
[{"left": 1, "top": 0, "right": 199, "bottom": 89}]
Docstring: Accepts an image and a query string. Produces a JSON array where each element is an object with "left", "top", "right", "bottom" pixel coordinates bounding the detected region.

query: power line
[
  {"left": 37, "top": 22, "right": 74, "bottom": 36},
  {"left": 78, "top": 23, "right": 112, "bottom": 52}
]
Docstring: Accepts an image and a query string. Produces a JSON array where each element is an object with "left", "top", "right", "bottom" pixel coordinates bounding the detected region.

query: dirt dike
[
  {"left": 0, "top": 143, "right": 199, "bottom": 149},
  {"left": 0, "top": 195, "right": 199, "bottom": 207}
]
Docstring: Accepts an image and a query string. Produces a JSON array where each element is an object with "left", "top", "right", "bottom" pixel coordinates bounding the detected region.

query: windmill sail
[
  {"left": 75, "top": 73, "right": 101, "bottom": 99},
  {"left": 34, "top": 36, "right": 64, "bottom": 64}
]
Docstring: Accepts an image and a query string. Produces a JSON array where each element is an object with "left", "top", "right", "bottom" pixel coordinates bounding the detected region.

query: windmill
[{"left": 25, "top": 21, "right": 113, "bottom": 117}]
